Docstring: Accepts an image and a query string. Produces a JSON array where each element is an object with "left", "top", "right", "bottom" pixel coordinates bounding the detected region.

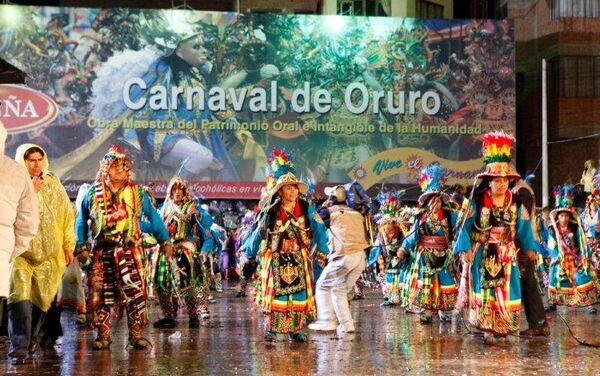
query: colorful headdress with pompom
[
  {"left": 553, "top": 184, "right": 574, "bottom": 208},
  {"left": 418, "top": 163, "right": 450, "bottom": 206},
  {"left": 101, "top": 144, "right": 129, "bottom": 164},
  {"left": 98, "top": 144, "right": 132, "bottom": 179},
  {"left": 551, "top": 184, "right": 577, "bottom": 220},
  {"left": 376, "top": 193, "right": 402, "bottom": 225},
  {"left": 476, "top": 131, "right": 520, "bottom": 180},
  {"left": 419, "top": 163, "right": 445, "bottom": 193},
  {"left": 265, "top": 147, "right": 307, "bottom": 196}
]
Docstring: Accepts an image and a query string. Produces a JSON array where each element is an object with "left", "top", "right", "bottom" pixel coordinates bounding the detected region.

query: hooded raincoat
[
  {"left": 10, "top": 143, "right": 75, "bottom": 312},
  {"left": 0, "top": 126, "right": 39, "bottom": 297}
]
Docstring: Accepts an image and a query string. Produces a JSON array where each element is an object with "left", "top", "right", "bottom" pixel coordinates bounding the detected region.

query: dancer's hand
[
  {"left": 77, "top": 250, "right": 89, "bottom": 265},
  {"left": 162, "top": 242, "right": 174, "bottom": 259},
  {"left": 32, "top": 176, "right": 44, "bottom": 193},
  {"left": 463, "top": 250, "right": 474, "bottom": 263},
  {"left": 76, "top": 244, "right": 90, "bottom": 265},
  {"left": 525, "top": 250, "right": 537, "bottom": 262}
]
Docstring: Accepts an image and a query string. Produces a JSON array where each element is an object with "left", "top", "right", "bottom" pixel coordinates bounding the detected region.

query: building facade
[{"left": 511, "top": 0, "right": 600, "bottom": 204}]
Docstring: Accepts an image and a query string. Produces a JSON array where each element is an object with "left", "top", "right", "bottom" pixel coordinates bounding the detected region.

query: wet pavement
[{"left": 2, "top": 283, "right": 600, "bottom": 375}]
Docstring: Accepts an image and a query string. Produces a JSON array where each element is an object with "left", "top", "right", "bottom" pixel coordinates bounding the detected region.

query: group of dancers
[
  {"left": 5, "top": 130, "right": 600, "bottom": 365},
  {"left": 241, "top": 131, "right": 600, "bottom": 345}
]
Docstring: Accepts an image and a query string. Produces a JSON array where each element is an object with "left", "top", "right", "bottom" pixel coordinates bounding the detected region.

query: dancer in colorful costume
[
  {"left": 246, "top": 148, "right": 329, "bottom": 342},
  {"left": 401, "top": 164, "right": 465, "bottom": 323},
  {"left": 7, "top": 144, "right": 74, "bottom": 364},
  {"left": 547, "top": 184, "right": 597, "bottom": 308},
  {"left": 236, "top": 211, "right": 258, "bottom": 297},
  {"left": 368, "top": 194, "right": 408, "bottom": 306},
  {"left": 583, "top": 179, "right": 600, "bottom": 291},
  {"left": 208, "top": 222, "right": 227, "bottom": 293},
  {"left": 153, "top": 177, "right": 213, "bottom": 329},
  {"left": 458, "top": 132, "right": 539, "bottom": 345},
  {"left": 75, "top": 145, "right": 172, "bottom": 350}
]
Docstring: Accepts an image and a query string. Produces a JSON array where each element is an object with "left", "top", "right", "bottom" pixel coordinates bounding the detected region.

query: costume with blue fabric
[
  {"left": 401, "top": 164, "right": 465, "bottom": 317},
  {"left": 246, "top": 149, "right": 329, "bottom": 341},
  {"left": 75, "top": 145, "right": 170, "bottom": 349},
  {"left": 547, "top": 184, "right": 597, "bottom": 307},
  {"left": 368, "top": 195, "right": 408, "bottom": 306},
  {"left": 457, "top": 133, "right": 539, "bottom": 340},
  {"left": 583, "top": 182, "right": 600, "bottom": 279}
]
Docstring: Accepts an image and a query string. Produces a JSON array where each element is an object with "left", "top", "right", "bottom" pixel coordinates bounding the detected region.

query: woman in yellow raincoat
[{"left": 7, "top": 143, "right": 75, "bottom": 365}]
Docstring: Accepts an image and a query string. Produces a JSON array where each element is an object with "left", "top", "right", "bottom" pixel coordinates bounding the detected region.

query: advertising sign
[{"left": 0, "top": 6, "right": 515, "bottom": 198}]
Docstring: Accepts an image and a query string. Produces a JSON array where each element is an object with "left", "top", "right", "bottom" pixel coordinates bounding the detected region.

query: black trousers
[
  {"left": 518, "top": 252, "right": 546, "bottom": 327},
  {"left": 41, "top": 298, "right": 63, "bottom": 340},
  {"left": 0, "top": 297, "right": 8, "bottom": 336}
]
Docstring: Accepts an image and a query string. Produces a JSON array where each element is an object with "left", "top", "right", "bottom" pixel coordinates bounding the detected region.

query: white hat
[{"left": 272, "top": 172, "right": 308, "bottom": 196}]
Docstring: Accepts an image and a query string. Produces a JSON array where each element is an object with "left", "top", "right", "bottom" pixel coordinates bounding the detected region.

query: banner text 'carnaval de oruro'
[{"left": 122, "top": 79, "right": 441, "bottom": 115}]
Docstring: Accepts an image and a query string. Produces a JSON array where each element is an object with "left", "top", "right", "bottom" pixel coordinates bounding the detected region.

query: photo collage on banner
[{"left": 0, "top": 6, "right": 515, "bottom": 199}]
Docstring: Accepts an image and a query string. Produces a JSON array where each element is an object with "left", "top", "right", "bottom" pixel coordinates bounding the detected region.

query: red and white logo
[{"left": 0, "top": 84, "right": 59, "bottom": 134}]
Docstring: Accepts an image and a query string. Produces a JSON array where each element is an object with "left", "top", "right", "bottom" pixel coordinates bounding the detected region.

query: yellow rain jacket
[{"left": 9, "top": 143, "right": 75, "bottom": 311}]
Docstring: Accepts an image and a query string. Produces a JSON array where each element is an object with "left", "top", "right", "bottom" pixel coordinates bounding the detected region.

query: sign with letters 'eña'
[{"left": 0, "top": 85, "right": 59, "bottom": 134}]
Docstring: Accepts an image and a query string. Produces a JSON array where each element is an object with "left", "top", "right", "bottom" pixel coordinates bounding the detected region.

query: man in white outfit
[
  {"left": 309, "top": 185, "right": 370, "bottom": 333},
  {"left": 0, "top": 123, "right": 39, "bottom": 343}
]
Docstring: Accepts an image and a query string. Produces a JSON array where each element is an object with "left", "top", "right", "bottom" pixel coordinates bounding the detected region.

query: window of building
[
  {"left": 416, "top": 0, "right": 444, "bottom": 18},
  {"left": 550, "top": 0, "right": 600, "bottom": 19},
  {"left": 337, "top": 0, "right": 388, "bottom": 16},
  {"left": 549, "top": 56, "right": 600, "bottom": 98}
]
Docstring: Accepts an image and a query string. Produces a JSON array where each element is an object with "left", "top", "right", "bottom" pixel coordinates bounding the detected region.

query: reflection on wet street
[{"left": 2, "top": 284, "right": 600, "bottom": 375}]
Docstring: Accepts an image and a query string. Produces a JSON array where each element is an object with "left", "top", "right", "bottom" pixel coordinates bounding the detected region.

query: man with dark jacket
[{"left": 512, "top": 177, "right": 550, "bottom": 337}]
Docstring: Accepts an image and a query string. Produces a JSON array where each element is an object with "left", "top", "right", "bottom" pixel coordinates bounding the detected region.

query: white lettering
[
  {"left": 291, "top": 82, "right": 310, "bottom": 113},
  {"left": 149, "top": 85, "right": 168, "bottom": 110},
  {"left": 249, "top": 88, "right": 268, "bottom": 112},
  {"left": 123, "top": 78, "right": 147, "bottom": 110},
  {"left": 345, "top": 82, "right": 369, "bottom": 114},
  {"left": 229, "top": 88, "right": 248, "bottom": 112},
  {"left": 422, "top": 91, "right": 441, "bottom": 115},
  {"left": 313, "top": 89, "right": 331, "bottom": 113},
  {"left": 208, "top": 87, "right": 226, "bottom": 111}
]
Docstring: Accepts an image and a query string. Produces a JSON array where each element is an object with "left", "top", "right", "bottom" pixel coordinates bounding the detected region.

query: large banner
[{"left": 0, "top": 6, "right": 515, "bottom": 199}]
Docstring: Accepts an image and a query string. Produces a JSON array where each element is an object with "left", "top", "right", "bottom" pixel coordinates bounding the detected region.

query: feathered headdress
[
  {"left": 265, "top": 148, "right": 307, "bottom": 195},
  {"left": 553, "top": 184, "right": 574, "bottom": 207},
  {"left": 551, "top": 184, "right": 577, "bottom": 219},
  {"left": 417, "top": 163, "right": 450, "bottom": 206},
  {"left": 550, "top": 183, "right": 588, "bottom": 260},
  {"left": 376, "top": 193, "right": 402, "bottom": 225},
  {"left": 476, "top": 131, "right": 520, "bottom": 180},
  {"left": 137, "top": 10, "right": 217, "bottom": 56}
]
